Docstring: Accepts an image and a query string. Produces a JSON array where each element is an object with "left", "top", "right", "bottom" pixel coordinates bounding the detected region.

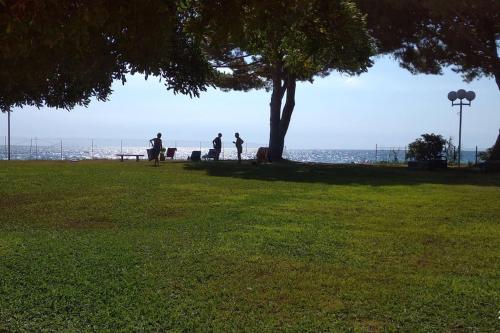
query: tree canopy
[
  {"left": 2, "top": 0, "right": 497, "bottom": 160},
  {"left": 359, "top": 0, "right": 500, "bottom": 90},
  {"left": 0, "top": 0, "right": 212, "bottom": 112},
  {"left": 191, "top": 0, "right": 374, "bottom": 159}
]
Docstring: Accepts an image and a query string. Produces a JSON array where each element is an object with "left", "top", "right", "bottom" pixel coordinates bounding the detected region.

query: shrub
[
  {"left": 407, "top": 133, "right": 447, "bottom": 161},
  {"left": 444, "top": 137, "right": 457, "bottom": 163}
]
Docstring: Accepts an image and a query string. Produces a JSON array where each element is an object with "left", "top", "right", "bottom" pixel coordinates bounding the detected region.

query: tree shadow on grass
[{"left": 183, "top": 161, "right": 500, "bottom": 187}]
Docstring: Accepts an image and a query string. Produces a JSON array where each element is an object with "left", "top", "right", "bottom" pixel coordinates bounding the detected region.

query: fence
[
  {"left": 374, "top": 145, "right": 407, "bottom": 164},
  {"left": 374, "top": 144, "right": 485, "bottom": 165},
  {"left": 0, "top": 137, "right": 266, "bottom": 161},
  {"left": 0, "top": 137, "right": 488, "bottom": 164}
]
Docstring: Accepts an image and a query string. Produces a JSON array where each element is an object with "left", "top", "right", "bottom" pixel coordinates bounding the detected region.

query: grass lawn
[{"left": 0, "top": 160, "right": 499, "bottom": 332}]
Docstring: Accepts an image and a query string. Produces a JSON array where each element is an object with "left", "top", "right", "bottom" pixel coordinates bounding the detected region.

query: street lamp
[
  {"left": 7, "top": 110, "right": 10, "bottom": 160},
  {"left": 447, "top": 89, "right": 475, "bottom": 167}
]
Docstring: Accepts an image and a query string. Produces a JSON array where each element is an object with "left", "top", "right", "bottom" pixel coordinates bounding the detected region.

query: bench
[
  {"left": 407, "top": 159, "right": 447, "bottom": 170},
  {"left": 116, "top": 154, "right": 144, "bottom": 162},
  {"left": 480, "top": 160, "right": 500, "bottom": 172}
]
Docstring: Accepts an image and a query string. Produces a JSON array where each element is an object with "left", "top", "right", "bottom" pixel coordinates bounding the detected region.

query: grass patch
[{"left": 1, "top": 160, "right": 499, "bottom": 331}]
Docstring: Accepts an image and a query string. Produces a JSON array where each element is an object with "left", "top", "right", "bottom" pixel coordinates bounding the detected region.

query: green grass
[{"left": 1, "top": 160, "right": 499, "bottom": 332}]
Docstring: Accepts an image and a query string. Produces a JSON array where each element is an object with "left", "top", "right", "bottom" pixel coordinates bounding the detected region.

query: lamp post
[
  {"left": 447, "top": 89, "right": 475, "bottom": 167},
  {"left": 7, "top": 110, "right": 10, "bottom": 161}
]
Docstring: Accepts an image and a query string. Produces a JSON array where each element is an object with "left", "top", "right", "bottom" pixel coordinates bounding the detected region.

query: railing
[
  {"left": 0, "top": 137, "right": 266, "bottom": 161},
  {"left": 0, "top": 137, "right": 489, "bottom": 164},
  {"left": 374, "top": 145, "right": 407, "bottom": 164},
  {"left": 374, "top": 144, "right": 487, "bottom": 165}
]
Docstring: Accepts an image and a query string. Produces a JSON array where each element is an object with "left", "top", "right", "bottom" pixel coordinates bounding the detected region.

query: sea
[{"left": 0, "top": 138, "right": 483, "bottom": 164}]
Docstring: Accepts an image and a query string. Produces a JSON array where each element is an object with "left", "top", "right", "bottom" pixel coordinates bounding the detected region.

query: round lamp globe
[
  {"left": 465, "top": 91, "right": 476, "bottom": 101},
  {"left": 448, "top": 91, "right": 457, "bottom": 101},
  {"left": 457, "top": 89, "right": 467, "bottom": 99}
]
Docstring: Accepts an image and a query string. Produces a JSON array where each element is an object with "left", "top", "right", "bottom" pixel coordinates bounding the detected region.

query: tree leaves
[
  {"left": 407, "top": 134, "right": 447, "bottom": 161},
  {"left": 359, "top": 0, "right": 500, "bottom": 90},
  {"left": 193, "top": 0, "right": 374, "bottom": 91},
  {"left": 0, "top": 0, "right": 212, "bottom": 112}
]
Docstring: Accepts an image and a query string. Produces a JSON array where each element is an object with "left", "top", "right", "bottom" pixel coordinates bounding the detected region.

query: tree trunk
[
  {"left": 491, "top": 34, "right": 500, "bottom": 91},
  {"left": 494, "top": 61, "right": 500, "bottom": 91},
  {"left": 278, "top": 77, "right": 296, "bottom": 157},
  {"left": 268, "top": 66, "right": 297, "bottom": 161},
  {"left": 268, "top": 64, "right": 284, "bottom": 161}
]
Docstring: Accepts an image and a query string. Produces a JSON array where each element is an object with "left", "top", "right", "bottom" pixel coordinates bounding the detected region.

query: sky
[{"left": 2, "top": 56, "right": 500, "bottom": 149}]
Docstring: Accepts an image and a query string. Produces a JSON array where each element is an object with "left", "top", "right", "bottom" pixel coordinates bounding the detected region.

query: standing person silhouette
[
  {"left": 233, "top": 132, "right": 244, "bottom": 163},
  {"left": 212, "top": 133, "right": 222, "bottom": 161},
  {"left": 149, "top": 133, "right": 163, "bottom": 167}
]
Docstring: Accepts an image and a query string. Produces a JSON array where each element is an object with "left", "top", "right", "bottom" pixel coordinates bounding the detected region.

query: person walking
[
  {"left": 233, "top": 132, "right": 244, "bottom": 163},
  {"left": 212, "top": 133, "right": 222, "bottom": 161},
  {"left": 149, "top": 132, "right": 163, "bottom": 167}
]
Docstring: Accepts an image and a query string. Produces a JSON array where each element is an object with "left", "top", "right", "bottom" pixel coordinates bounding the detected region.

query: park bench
[
  {"left": 116, "top": 154, "right": 144, "bottom": 162},
  {"left": 480, "top": 160, "right": 500, "bottom": 172}
]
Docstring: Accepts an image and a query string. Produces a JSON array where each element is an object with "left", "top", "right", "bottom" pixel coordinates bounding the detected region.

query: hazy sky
[{"left": 2, "top": 56, "right": 500, "bottom": 149}]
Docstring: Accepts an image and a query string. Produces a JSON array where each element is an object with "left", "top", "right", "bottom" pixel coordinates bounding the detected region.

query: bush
[
  {"left": 407, "top": 133, "right": 447, "bottom": 161},
  {"left": 444, "top": 137, "right": 457, "bottom": 163}
]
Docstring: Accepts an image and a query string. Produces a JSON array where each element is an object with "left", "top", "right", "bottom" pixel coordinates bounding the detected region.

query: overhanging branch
[{"left": 211, "top": 59, "right": 263, "bottom": 68}]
